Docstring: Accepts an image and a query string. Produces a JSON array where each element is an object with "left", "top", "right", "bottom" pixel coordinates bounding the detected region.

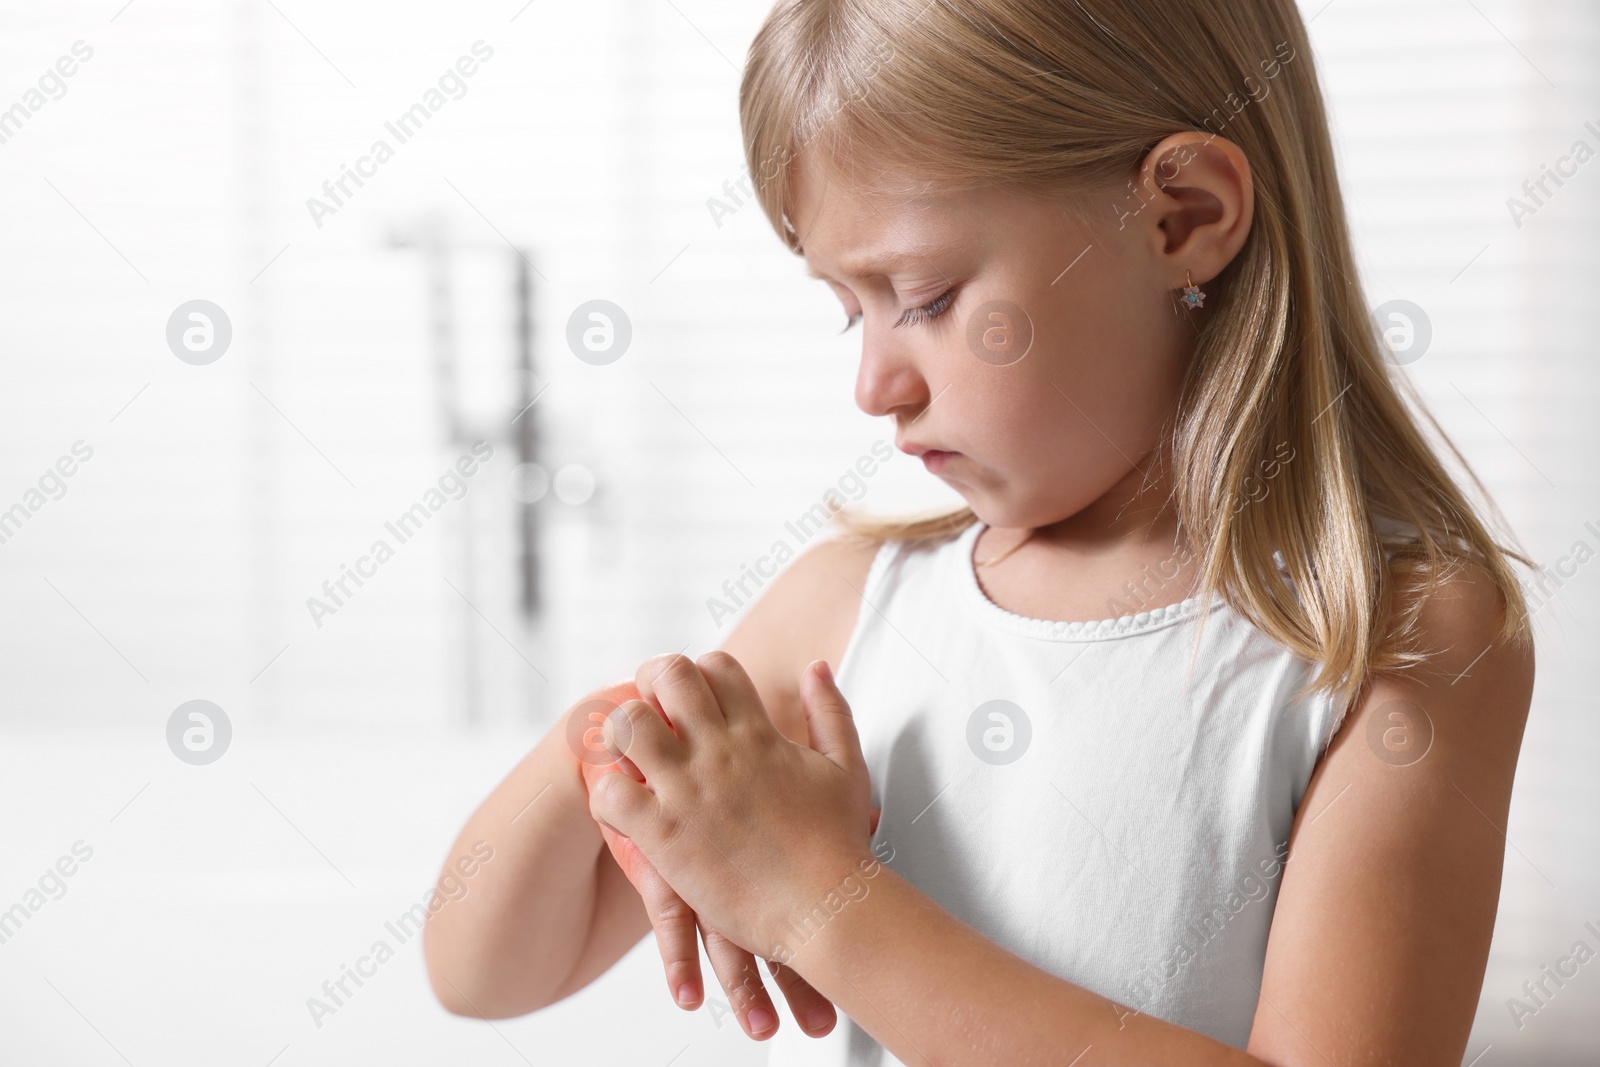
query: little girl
[{"left": 424, "top": 0, "right": 1536, "bottom": 1063}]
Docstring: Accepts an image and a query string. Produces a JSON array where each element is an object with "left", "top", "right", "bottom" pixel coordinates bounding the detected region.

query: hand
[
  {"left": 573, "top": 673, "right": 874, "bottom": 1039},
  {"left": 589, "top": 652, "right": 876, "bottom": 965}
]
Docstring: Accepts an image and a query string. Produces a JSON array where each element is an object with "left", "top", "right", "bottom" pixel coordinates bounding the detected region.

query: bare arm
[
  {"left": 422, "top": 680, "right": 638, "bottom": 1018},
  {"left": 422, "top": 533, "right": 881, "bottom": 1024}
]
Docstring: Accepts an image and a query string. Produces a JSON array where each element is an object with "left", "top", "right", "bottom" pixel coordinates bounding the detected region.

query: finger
[
  {"left": 629, "top": 859, "right": 706, "bottom": 1011},
  {"left": 800, "top": 660, "right": 864, "bottom": 770},
  {"left": 603, "top": 699, "right": 683, "bottom": 780},
  {"left": 870, "top": 806, "right": 881, "bottom": 836},
  {"left": 695, "top": 649, "right": 772, "bottom": 729},
  {"left": 565, "top": 680, "right": 644, "bottom": 773},
  {"left": 637, "top": 653, "right": 727, "bottom": 732},
  {"left": 595, "top": 804, "right": 652, "bottom": 886},
  {"left": 700, "top": 923, "right": 781, "bottom": 1040},
  {"left": 586, "top": 767, "right": 660, "bottom": 846},
  {"left": 765, "top": 957, "right": 838, "bottom": 1037}
]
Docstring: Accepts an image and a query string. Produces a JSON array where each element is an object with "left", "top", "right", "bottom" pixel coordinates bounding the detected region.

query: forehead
[{"left": 790, "top": 152, "right": 964, "bottom": 280}]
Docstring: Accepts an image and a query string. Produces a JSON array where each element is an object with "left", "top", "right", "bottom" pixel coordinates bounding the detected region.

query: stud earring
[{"left": 1181, "top": 270, "right": 1206, "bottom": 309}]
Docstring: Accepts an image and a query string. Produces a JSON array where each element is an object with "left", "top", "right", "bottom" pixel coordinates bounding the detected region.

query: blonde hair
[{"left": 737, "top": 0, "right": 1532, "bottom": 707}]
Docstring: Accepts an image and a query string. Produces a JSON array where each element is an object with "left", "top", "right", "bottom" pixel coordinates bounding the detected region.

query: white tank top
[{"left": 765, "top": 520, "right": 1348, "bottom": 1064}]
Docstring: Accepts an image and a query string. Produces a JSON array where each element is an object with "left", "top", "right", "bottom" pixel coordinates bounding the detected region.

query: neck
[{"left": 1031, "top": 452, "right": 1183, "bottom": 555}]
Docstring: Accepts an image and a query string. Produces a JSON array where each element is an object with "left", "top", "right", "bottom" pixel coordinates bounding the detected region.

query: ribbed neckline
[{"left": 955, "top": 521, "right": 1225, "bottom": 641}]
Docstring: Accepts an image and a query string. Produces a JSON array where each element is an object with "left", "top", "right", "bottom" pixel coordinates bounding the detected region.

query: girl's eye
[
  {"left": 839, "top": 288, "right": 957, "bottom": 333},
  {"left": 895, "top": 288, "right": 956, "bottom": 329}
]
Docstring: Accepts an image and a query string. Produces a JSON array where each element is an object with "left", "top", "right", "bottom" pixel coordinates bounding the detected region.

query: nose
[{"left": 853, "top": 326, "right": 929, "bottom": 419}]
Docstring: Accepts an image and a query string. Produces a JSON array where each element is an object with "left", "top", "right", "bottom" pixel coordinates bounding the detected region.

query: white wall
[
  {"left": 1314, "top": 2, "right": 1599, "bottom": 1060},
  {"left": 0, "top": 0, "right": 1593, "bottom": 1063}
]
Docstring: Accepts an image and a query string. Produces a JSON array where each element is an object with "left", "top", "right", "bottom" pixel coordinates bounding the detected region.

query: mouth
[{"left": 896, "top": 439, "right": 961, "bottom": 473}]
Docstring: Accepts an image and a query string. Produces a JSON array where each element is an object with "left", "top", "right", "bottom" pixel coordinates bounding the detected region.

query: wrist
[{"left": 765, "top": 844, "right": 891, "bottom": 968}]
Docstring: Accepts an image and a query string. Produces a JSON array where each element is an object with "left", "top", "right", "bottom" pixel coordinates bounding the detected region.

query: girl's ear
[{"left": 1132, "top": 132, "right": 1255, "bottom": 292}]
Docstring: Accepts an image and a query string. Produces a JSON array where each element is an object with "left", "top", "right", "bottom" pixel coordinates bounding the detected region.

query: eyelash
[{"left": 840, "top": 288, "right": 957, "bottom": 333}]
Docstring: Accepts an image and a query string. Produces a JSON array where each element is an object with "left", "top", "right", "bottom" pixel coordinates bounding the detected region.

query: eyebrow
[{"left": 800, "top": 242, "right": 961, "bottom": 281}]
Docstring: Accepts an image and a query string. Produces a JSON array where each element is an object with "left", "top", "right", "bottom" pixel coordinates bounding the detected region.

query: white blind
[
  {"left": 0, "top": 0, "right": 1593, "bottom": 1062},
  {"left": 1311, "top": 1, "right": 1600, "bottom": 1061}
]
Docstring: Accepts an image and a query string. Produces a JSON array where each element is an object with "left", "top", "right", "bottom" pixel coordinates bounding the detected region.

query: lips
[{"left": 896, "top": 439, "right": 961, "bottom": 476}]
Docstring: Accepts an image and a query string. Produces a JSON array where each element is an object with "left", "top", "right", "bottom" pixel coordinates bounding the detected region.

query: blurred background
[{"left": 0, "top": 0, "right": 1594, "bottom": 1063}]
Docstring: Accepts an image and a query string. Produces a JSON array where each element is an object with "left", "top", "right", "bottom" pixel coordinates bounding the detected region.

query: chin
[
  {"left": 955, "top": 493, "right": 1025, "bottom": 530},
  {"left": 964, "top": 490, "right": 1088, "bottom": 531}
]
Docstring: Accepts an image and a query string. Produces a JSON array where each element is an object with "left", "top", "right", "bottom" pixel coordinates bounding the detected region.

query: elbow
[
  {"left": 430, "top": 984, "right": 514, "bottom": 1021},
  {"left": 422, "top": 922, "right": 552, "bottom": 1020},
  {"left": 426, "top": 962, "right": 546, "bottom": 1020}
]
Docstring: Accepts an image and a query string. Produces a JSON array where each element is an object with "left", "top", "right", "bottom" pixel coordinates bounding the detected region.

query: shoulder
[
  {"left": 1322, "top": 556, "right": 1534, "bottom": 823},
  {"left": 1380, "top": 554, "right": 1535, "bottom": 720},
  {"left": 1249, "top": 558, "right": 1534, "bottom": 1061},
  {"left": 714, "top": 534, "right": 885, "bottom": 744}
]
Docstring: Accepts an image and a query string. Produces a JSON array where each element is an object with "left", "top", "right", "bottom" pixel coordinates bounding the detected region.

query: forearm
[
  {"left": 787, "top": 864, "right": 1266, "bottom": 1067},
  {"left": 423, "top": 700, "right": 608, "bottom": 1017}
]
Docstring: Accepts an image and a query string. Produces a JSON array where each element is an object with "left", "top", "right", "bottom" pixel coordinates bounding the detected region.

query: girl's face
[{"left": 790, "top": 154, "right": 1195, "bottom": 532}]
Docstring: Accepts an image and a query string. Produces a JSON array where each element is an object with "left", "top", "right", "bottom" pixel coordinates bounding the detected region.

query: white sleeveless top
[{"left": 765, "top": 521, "right": 1349, "bottom": 1064}]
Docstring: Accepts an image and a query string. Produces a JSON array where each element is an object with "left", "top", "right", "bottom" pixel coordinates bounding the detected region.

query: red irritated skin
[
  {"left": 573, "top": 678, "right": 881, "bottom": 894},
  {"left": 566, "top": 676, "right": 880, "bottom": 1037},
  {"left": 571, "top": 678, "right": 656, "bottom": 886}
]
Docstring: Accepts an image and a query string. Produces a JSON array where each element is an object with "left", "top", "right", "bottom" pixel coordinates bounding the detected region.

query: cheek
[
  {"left": 1030, "top": 279, "right": 1186, "bottom": 453},
  {"left": 952, "top": 304, "right": 1183, "bottom": 501}
]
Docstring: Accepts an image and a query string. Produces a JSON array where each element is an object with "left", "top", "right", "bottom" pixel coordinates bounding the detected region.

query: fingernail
[
  {"left": 676, "top": 983, "right": 697, "bottom": 1007},
  {"left": 747, "top": 1006, "right": 776, "bottom": 1033},
  {"left": 814, "top": 660, "right": 833, "bottom": 685},
  {"left": 805, "top": 1005, "right": 833, "bottom": 1031}
]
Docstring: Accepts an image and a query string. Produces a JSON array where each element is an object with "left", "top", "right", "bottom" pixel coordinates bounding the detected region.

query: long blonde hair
[{"left": 738, "top": 0, "right": 1532, "bottom": 706}]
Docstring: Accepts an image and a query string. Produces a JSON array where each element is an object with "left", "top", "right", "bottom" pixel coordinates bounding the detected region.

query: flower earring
[{"left": 1181, "top": 270, "right": 1206, "bottom": 310}]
